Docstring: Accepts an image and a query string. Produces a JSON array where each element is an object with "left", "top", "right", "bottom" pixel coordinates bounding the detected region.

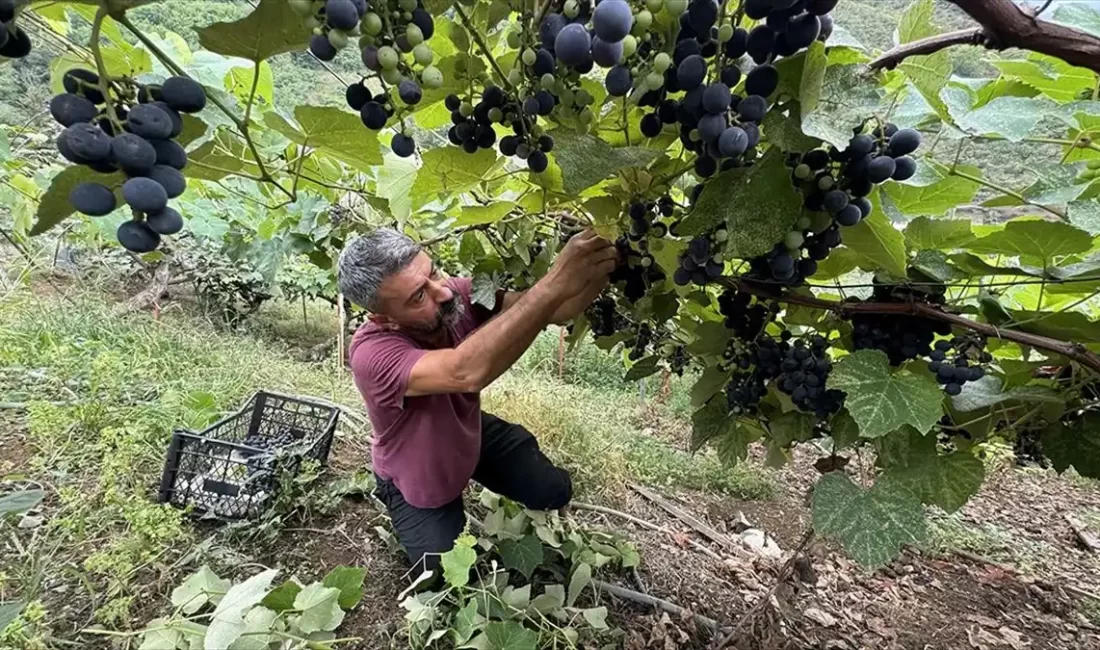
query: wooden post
[{"left": 337, "top": 293, "right": 346, "bottom": 370}]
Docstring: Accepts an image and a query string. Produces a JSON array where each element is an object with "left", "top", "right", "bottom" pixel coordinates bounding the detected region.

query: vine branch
[
  {"left": 869, "top": 0, "right": 1100, "bottom": 74},
  {"left": 453, "top": 3, "right": 514, "bottom": 92},
  {"left": 717, "top": 277, "right": 1100, "bottom": 374}
]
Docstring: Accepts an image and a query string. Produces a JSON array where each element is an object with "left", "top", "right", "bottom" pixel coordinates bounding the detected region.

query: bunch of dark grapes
[
  {"left": 627, "top": 322, "right": 653, "bottom": 361},
  {"left": 725, "top": 366, "right": 768, "bottom": 415},
  {"left": 1013, "top": 428, "right": 1048, "bottom": 468},
  {"left": 773, "top": 335, "right": 844, "bottom": 417},
  {"left": 586, "top": 294, "right": 625, "bottom": 337},
  {"left": 443, "top": 89, "right": 504, "bottom": 155},
  {"left": 928, "top": 336, "right": 991, "bottom": 396},
  {"left": 626, "top": 197, "right": 673, "bottom": 242},
  {"left": 292, "top": 0, "right": 442, "bottom": 157},
  {"left": 0, "top": 0, "right": 32, "bottom": 59},
  {"left": 610, "top": 235, "right": 665, "bottom": 302},
  {"left": 668, "top": 344, "right": 689, "bottom": 376},
  {"left": 673, "top": 228, "right": 726, "bottom": 286},
  {"left": 54, "top": 70, "right": 202, "bottom": 253},
  {"left": 848, "top": 281, "right": 952, "bottom": 366},
  {"left": 717, "top": 288, "right": 774, "bottom": 340}
]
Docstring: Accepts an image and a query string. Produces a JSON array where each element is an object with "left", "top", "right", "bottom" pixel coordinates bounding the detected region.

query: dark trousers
[{"left": 373, "top": 412, "right": 572, "bottom": 580}]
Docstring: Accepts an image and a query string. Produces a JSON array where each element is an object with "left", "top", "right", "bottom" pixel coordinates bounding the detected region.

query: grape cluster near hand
[
  {"left": 54, "top": 69, "right": 202, "bottom": 253},
  {"left": 0, "top": 0, "right": 32, "bottom": 59},
  {"left": 673, "top": 228, "right": 726, "bottom": 286},
  {"left": 293, "top": 0, "right": 442, "bottom": 157}
]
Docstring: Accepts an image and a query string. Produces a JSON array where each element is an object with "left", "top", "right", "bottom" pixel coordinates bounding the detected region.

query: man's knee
[{"left": 524, "top": 466, "right": 573, "bottom": 511}]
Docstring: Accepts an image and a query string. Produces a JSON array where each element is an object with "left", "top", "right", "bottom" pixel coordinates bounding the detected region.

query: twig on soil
[
  {"left": 1064, "top": 514, "right": 1100, "bottom": 553},
  {"left": 570, "top": 501, "right": 725, "bottom": 561},
  {"left": 592, "top": 579, "right": 722, "bottom": 634},
  {"left": 711, "top": 529, "right": 815, "bottom": 650},
  {"left": 116, "top": 261, "right": 171, "bottom": 315},
  {"left": 630, "top": 483, "right": 741, "bottom": 552}
]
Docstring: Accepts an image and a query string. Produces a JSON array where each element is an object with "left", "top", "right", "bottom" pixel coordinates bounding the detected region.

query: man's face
[{"left": 372, "top": 252, "right": 463, "bottom": 335}]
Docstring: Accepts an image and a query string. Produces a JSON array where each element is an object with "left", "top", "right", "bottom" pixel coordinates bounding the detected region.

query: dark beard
[{"left": 405, "top": 297, "right": 464, "bottom": 334}]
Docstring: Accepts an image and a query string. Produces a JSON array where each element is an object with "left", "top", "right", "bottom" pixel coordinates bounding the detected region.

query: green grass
[
  {"left": 922, "top": 513, "right": 1062, "bottom": 577},
  {"left": 0, "top": 283, "right": 775, "bottom": 643}
]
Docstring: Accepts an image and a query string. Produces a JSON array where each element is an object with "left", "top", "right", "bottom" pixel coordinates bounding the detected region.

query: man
[{"left": 337, "top": 227, "right": 617, "bottom": 580}]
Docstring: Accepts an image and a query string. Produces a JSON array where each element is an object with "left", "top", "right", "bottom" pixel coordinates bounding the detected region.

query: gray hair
[{"left": 337, "top": 228, "right": 422, "bottom": 311}]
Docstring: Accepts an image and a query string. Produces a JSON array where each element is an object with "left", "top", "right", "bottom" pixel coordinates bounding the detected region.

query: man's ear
[{"left": 368, "top": 313, "right": 395, "bottom": 328}]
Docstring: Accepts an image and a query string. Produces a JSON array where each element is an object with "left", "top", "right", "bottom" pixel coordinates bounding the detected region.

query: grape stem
[
  {"left": 453, "top": 3, "right": 515, "bottom": 92},
  {"left": 114, "top": 12, "right": 296, "bottom": 202},
  {"left": 715, "top": 276, "right": 1100, "bottom": 374},
  {"left": 946, "top": 167, "right": 1068, "bottom": 221},
  {"left": 90, "top": 6, "right": 124, "bottom": 132}
]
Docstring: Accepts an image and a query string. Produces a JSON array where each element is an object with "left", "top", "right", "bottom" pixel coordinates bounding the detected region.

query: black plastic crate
[{"left": 157, "top": 391, "right": 339, "bottom": 519}]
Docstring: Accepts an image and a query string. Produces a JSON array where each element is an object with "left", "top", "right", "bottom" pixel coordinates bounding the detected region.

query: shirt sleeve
[{"left": 350, "top": 333, "right": 427, "bottom": 410}]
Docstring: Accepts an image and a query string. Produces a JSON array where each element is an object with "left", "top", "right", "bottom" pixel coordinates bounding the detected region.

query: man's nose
[{"left": 433, "top": 283, "right": 453, "bottom": 303}]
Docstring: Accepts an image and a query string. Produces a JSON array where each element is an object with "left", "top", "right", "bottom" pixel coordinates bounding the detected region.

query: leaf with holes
[
  {"left": 827, "top": 350, "right": 944, "bottom": 439},
  {"left": 813, "top": 472, "right": 927, "bottom": 567}
]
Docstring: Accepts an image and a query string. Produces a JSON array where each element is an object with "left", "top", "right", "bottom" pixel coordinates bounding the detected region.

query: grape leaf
[
  {"left": 799, "top": 41, "right": 827, "bottom": 116},
  {"left": 830, "top": 410, "right": 861, "bottom": 450},
  {"left": 801, "top": 63, "right": 884, "bottom": 149},
  {"left": 0, "top": 489, "right": 43, "bottom": 517},
  {"left": 1008, "top": 310, "right": 1100, "bottom": 343},
  {"left": 762, "top": 102, "right": 822, "bottom": 152},
  {"left": 548, "top": 130, "right": 660, "bottom": 195},
  {"left": 582, "top": 606, "right": 610, "bottom": 630},
  {"left": 452, "top": 599, "right": 483, "bottom": 645},
  {"left": 904, "top": 217, "right": 975, "bottom": 250},
  {"left": 827, "top": 350, "right": 944, "bottom": 439},
  {"left": 566, "top": 562, "right": 591, "bottom": 608},
  {"left": 769, "top": 411, "right": 816, "bottom": 446},
  {"left": 896, "top": 0, "right": 950, "bottom": 120},
  {"left": 683, "top": 148, "right": 802, "bottom": 259},
  {"left": 138, "top": 618, "right": 182, "bottom": 650},
  {"left": 953, "top": 95, "right": 1065, "bottom": 142},
  {"left": 1054, "top": 4, "right": 1100, "bottom": 37},
  {"left": 484, "top": 621, "right": 538, "bottom": 650},
  {"left": 171, "top": 566, "right": 231, "bottom": 615},
  {"left": 966, "top": 219, "right": 1093, "bottom": 263},
  {"left": 951, "top": 375, "right": 1064, "bottom": 413},
  {"left": 1068, "top": 199, "right": 1100, "bottom": 235},
  {"left": 264, "top": 106, "right": 382, "bottom": 170},
  {"left": 30, "top": 166, "right": 125, "bottom": 236},
  {"left": 197, "top": 0, "right": 312, "bottom": 62},
  {"left": 877, "top": 428, "right": 985, "bottom": 513},
  {"left": 497, "top": 535, "right": 543, "bottom": 580},
  {"left": 624, "top": 355, "right": 662, "bottom": 382},
  {"left": 322, "top": 566, "right": 366, "bottom": 610},
  {"left": 410, "top": 146, "right": 500, "bottom": 208},
  {"left": 187, "top": 129, "right": 259, "bottom": 182},
  {"left": 812, "top": 472, "right": 927, "bottom": 567},
  {"left": 528, "top": 585, "right": 565, "bottom": 616},
  {"left": 441, "top": 534, "right": 477, "bottom": 588},
  {"left": 0, "top": 602, "right": 23, "bottom": 632},
  {"left": 690, "top": 366, "right": 733, "bottom": 408},
  {"left": 884, "top": 163, "right": 982, "bottom": 218},
  {"left": 375, "top": 153, "right": 418, "bottom": 222},
  {"left": 260, "top": 580, "right": 301, "bottom": 613},
  {"left": 457, "top": 202, "right": 515, "bottom": 226},
  {"left": 471, "top": 273, "right": 500, "bottom": 309},
  {"left": 1042, "top": 412, "right": 1100, "bottom": 479},
  {"left": 990, "top": 56, "right": 1094, "bottom": 103},
  {"left": 205, "top": 569, "right": 278, "bottom": 650},
  {"left": 841, "top": 195, "right": 908, "bottom": 278},
  {"left": 292, "top": 583, "right": 345, "bottom": 634},
  {"left": 686, "top": 321, "right": 732, "bottom": 357}
]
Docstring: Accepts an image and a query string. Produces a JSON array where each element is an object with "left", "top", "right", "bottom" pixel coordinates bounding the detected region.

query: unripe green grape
[
  {"left": 784, "top": 231, "right": 804, "bottom": 250},
  {"left": 289, "top": 0, "right": 314, "bottom": 17},
  {"left": 564, "top": 0, "right": 579, "bottom": 18},
  {"left": 796, "top": 215, "right": 812, "bottom": 230},
  {"left": 576, "top": 89, "right": 593, "bottom": 106},
  {"left": 413, "top": 43, "right": 433, "bottom": 65},
  {"left": 646, "top": 0, "right": 663, "bottom": 12},
  {"left": 794, "top": 163, "right": 811, "bottom": 180},
  {"left": 559, "top": 88, "right": 575, "bottom": 106},
  {"left": 714, "top": 229, "right": 728, "bottom": 242},
  {"left": 632, "top": 10, "right": 653, "bottom": 34},
  {"left": 460, "top": 101, "right": 474, "bottom": 117},
  {"left": 507, "top": 31, "right": 522, "bottom": 49},
  {"left": 817, "top": 175, "right": 835, "bottom": 191},
  {"left": 711, "top": 253, "right": 723, "bottom": 264},
  {"left": 406, "top": 24, "right": 424, "bottom": 45},
  {"left": 541, "top": 73, "right": 556, "bottom": 89},
  {"left": 664, "top": 0, "right": 687, "bottom": 14},
  {"left": 579, "top": 107, "right": 594, "bottom": 124},
  {"left": 508, "top": 68, "right": 523, "bottom": 86},
  {"left": 810, "top": 211, "right": 833, "bottom": 233},
  {"left": 488, "top": 106, "right": 503, "bottom": 122},
  {"left": 530, "top": 124, "right": 544, "bottom": 137},
  {"left": 358, "top": 34, "right": 374, "bottom": 48},
  {"left": 653, "top": 52, "right": 671, "bottom": 73},
  {"left": 621, "top": 35, "right": 637, "bottom": 59},
  {"left": 399, "top": 0, "right": 417, "bottom": 12},
  {"left": 421, "top": 65, "right": 443, "bottom": 88},
  {"left": 382, "top": 67, "right": 403, "bottom": 84},
  {"left": 643, "top": 32, "right": 652, "bottom": 41},
  {"left": 718, "top": 24, "right": 734, "bottom": 42},
  {"left": 378, "top": 45, "right": 400, "bottom": 69},
  {"left": 328, "top": 29, "right": 349, "bottom": 48},
  {"left": 689, "top": 128, "right": 700, "bottom": 141},
  {"left": 390, "top": 10, "right": 400, "bottom": 19},
  {"left": 304, "top": 16, "right": 320, "bottom": 29},
  {"left": 641, "top": 256, "right": 653, "bottom": 267},
  {"left": 661, "top": 342, "right": 676, "bottom": 355},
  {"left": 646, "top": 72, "right": 664, "bottom": 90},
  {"left": 522, "top": 48, "right": 537, "bottom": 66},
  {"left": 363, "top": 12, "right": 383, "bottom": 35},
  {"left": 402, "top": 11, "right": 412, "bottom": 20}
]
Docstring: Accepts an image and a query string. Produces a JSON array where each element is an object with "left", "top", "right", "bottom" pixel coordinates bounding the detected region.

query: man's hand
[{"left": 542, "top": 230, "right": 617, "bottom": 299}]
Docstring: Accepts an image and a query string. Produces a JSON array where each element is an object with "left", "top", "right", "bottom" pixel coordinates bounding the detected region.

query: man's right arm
[{"left": 405, "top": 231, "right": 616, "bottom": 396}]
